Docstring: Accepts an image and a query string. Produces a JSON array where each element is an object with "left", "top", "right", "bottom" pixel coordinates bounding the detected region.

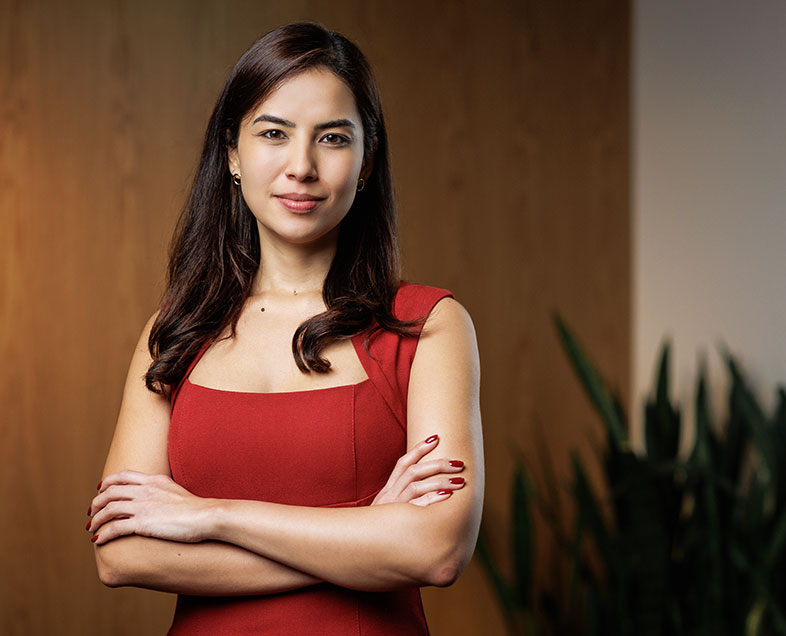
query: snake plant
[{"left": 476, "top": 316, "right": 786, "bottom": 636}]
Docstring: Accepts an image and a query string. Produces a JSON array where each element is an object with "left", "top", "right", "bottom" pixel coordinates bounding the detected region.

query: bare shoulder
[
  {"left": 417, "top": 298, "right": 480, "bottom": 380},
  {"left": 408, "top": 298, "right": 481, "bottom": 432},
  {"left": 421, "top": 297, "right": 475, "bottom": 336},
  {"left": 120, "top": 310, "right": 163, "bottom": 395},
  {"left": 406, "top": 297, "right": 483, "bottom": 511},
  {"left": 102, "top": 309, "right": 171, "bottom": 477}
]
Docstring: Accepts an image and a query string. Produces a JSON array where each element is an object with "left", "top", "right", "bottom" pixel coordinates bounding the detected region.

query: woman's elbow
[
  {"left": 95, "top": 555, "right": 121, "bottom": 588},
  {"left": 411, "top": 506, "right": 480, "bottom": 588},
  {"left": 420, "top": 535, "right": 475, "bottom": 588},
  {"left": 94, "top": 541, "right": 136, "bottom": 588},
  {"left": 424, "top": 560, "right": 462, "bottom": 588}
]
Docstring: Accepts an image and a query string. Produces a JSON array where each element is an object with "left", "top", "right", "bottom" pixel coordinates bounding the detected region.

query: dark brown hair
[{"left": 146, "top": 22, "right": 422, "bottom": 396}]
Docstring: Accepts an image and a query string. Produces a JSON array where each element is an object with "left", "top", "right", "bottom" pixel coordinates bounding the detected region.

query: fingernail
[
  {"left": 87, "top": 506, "right": 91, "bottom": 516},
  {"left": 96, "top": 481, "right": 102, "bottom": 491},
  {"left": 85, "top": 521, "right": 91, "bottom": 531},
  {"left": 449, "top": 477, "right": 465, "bottom": 485},
  {"left": 91, "top": 535, "right": 99, "bottom": 543},
  {"left": 437, "top": 490, "right": 452, "bottom": 496},
  {"left": 449, "top": 460, "right": 464, "bottom": 468},
  {"left": 425, "top": 435, "right": 438, "bottom": 444}
]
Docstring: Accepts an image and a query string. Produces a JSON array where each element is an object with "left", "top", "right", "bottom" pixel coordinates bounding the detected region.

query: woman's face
[{"left": 227, "top": 67, "right": 370, "bottom": 247}]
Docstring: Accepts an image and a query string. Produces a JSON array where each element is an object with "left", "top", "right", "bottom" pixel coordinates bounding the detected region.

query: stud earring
[
  {"left": 357, "top": 177, "right": 365, "bottom": 192},
  {"left": 232, "top": 173, "right": 241, "bottom": 186}
]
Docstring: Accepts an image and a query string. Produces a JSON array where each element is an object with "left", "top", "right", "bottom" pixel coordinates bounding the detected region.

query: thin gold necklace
[{"left": 259, "top": 288, "right": 319, "bottom": 312}]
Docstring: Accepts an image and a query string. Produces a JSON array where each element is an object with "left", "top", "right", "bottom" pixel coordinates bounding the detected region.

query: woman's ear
[
  {"left": 360, "top": 135, "right": 378, "bottom": 180},
  {"left": 226, "top": 128, "right": 240, "bottom": 176},
  {"left": 227, "top": 145, "right": 239, "bottom": 176}
]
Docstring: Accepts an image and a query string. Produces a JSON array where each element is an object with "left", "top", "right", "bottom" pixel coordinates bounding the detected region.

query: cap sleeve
[
  {"left": 169, "top": 339, "right": 212, "bottom": 413},
  {"left": 352, "top": 282, "right": 454, "bottom": 430}
]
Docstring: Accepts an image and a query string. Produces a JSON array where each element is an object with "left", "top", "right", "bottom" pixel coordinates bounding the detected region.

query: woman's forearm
[
  {"left": 207, "top": 497, "right": 479, "bottom": 591},
  {"left": 89, "top": 440, "right": 475, "bottom": 595},
  {"left": 95, "top": 534, "right": 319, "bottom": 595}
]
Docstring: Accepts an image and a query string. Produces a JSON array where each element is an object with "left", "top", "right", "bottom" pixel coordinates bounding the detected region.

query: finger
[
  {"left": 401, "top": 476, "right": 466, "bottom": 502},
  {"left": 382, "top": 435, "right": 441, "bottom": 493},
  {"left": 98, "top": 470, "right": 156, "bottom": 493},
  {"left": 90, "top": 484, "right": 142, "bottom": 517},
  {"left": 89, "top": 500, "right": 137, "bottom": 532},
  {"left": 409, "top": 490, "right": 454, "bottom": 507},
  {"left": 386, "top": 459, "right": 465, "bottom": 501},
  {"left": 91, "top": 518, "right": 138, "bottom": 545},
  {"left": 391, "top": 458, "right": 465, "bottom": 487}
]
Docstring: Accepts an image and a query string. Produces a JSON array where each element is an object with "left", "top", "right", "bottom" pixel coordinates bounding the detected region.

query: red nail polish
[
  {"left": 96, "top": 481, "right": 102, "bottom": 491},
  {"left": 85, "top": 521, "right": 91, "bottom": 531},
  {"left": 425, "top": 435, "right": 438, "bottom": 444},
  {"left": 449, "top": 477, "right": 465, "bottom": 485},
  {"left": 87, "top": 506, "right": 91, "bottom": 516},
  {"left": 449, "top": 460, "right": 464, "bottom": 468},
  {"left": 437, "top": 490, "right": 452, "bottom": 496},
  {"left": 91, "top": 535, "right": 99, "bottom": 543}
]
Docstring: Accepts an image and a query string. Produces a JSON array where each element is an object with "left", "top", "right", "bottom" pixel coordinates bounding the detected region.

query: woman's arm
[
  {"left": 93, "top": 312, "right": 322, "bottom": 595},
  {"left": 92, "top": 298, "right": 483, "bottom": 592},
  {"left": 93, "top": 311, "right": 468, "bottom": 595},
  {"left": 96, "top": 534, "right": 320, "bottom": 595}
]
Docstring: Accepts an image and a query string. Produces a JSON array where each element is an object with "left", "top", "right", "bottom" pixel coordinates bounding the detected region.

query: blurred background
[{"left": 0, "top": 0, "right": 783, "bottom": 634}]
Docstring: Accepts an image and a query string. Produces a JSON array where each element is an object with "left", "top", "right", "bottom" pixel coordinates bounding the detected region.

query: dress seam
[
  {"left": 352, "top": 332, "right": 407, "bottom": 432},
  {"left": 169, "top": 402, "right": 189, "bottom": 492},
  {"left": 351, "top": 383, "right": 358, "bottom": 502}
]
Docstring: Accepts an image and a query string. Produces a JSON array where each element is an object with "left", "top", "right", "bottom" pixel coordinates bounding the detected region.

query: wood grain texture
[{"left": 0, "top": 0, "right": 629, "bottom": 634}]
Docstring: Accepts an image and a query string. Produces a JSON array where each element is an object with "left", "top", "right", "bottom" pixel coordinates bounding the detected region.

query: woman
[{"left": 88, "top": 22, "right": 483, "bottom": 635}]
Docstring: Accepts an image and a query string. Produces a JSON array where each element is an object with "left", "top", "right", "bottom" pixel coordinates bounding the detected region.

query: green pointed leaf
[
  {"left": 745, "top": 598, "right": 766, "bottom": 636},
  {"left": 512, "top": 464, "right": 534, "bottom": 609},
  {"left": 475, "top": 527, "right": 516, "bottom": 617},
  {"left": 554, "top": 314, "right": 627, "bottom": 449},
  {"left": 645, "top": 341, "right": 681, "bottom": 463},
  {"left": 534, "top": 433, "right": 564, "bottom": 540},
  {"left": 694, "top": 362, "right": 723, "bottom": 628},
  {"left": 571, "top": 454, "right": 622, "bottom": 583},
  {"left": 774, "top": 387, "right": 786, "bottom": 429},
  {"left": 656, "top": 341, "right": 670, "bottom": 406},
  {"left": 763, "top": 508, "right": 786, "bottom": 570},
  {"left": 723, "top": 348, "right": 775, "bottom": 482},
  {"left": 567, "top": 495, "right": 585, "bottom": 617}
]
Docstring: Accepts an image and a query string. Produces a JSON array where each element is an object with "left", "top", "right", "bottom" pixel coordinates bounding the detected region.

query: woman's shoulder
[
  {"left": 395, "top": 279, "right": 453, "bottom": 298},
  {"left": 392, "top": 280, "right": 455, "bottom": 318},
  {"left": 392, "top": 280, "right": 473, "bottom": 334},
  {"left": 368, "top": 282, "right": 477, "bottom": 426},
  {"left": 398, "top": 281, "right": 479, "bottom": 388}
]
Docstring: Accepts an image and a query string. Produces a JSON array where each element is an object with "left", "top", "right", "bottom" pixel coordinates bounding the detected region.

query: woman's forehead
[{"left": 245, "top": 68, "right": 361, "bottom": 127}]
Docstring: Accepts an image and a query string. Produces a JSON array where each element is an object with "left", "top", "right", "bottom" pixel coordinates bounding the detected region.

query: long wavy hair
[{"left": 146, "top": 22, "right": 424, "bottom": 396}]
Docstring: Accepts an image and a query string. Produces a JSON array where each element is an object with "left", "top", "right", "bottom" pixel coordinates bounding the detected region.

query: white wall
[{"left": 634, "top": 0, "right": 786, "bottom": 441}]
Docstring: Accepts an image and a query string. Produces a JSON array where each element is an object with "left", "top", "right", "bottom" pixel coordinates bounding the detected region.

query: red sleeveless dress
[{"left": 167, "top": 282, "right": 453, "bottom": 635}]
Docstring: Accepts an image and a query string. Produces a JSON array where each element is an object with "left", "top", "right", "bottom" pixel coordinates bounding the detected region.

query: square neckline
[
  {"left": 184, "top": 375, "right": 373, "bottom": 396},
  {"left": 182, "top": 331, "right": 372, "bottom": 397}
]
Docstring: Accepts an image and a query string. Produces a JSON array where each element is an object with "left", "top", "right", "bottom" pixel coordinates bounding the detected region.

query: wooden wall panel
[{"left": 0, "top": 1, "right": 629, "bottom": 634}]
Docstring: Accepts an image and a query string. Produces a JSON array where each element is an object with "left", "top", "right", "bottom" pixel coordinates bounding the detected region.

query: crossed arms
[{"left": 90, "top": 298, "right": 483, "bottom": 595}]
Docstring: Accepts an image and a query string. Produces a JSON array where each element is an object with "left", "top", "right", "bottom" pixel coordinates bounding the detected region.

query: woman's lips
[{"left": 275, "top": 195, "right": 324, "bottom": 213}]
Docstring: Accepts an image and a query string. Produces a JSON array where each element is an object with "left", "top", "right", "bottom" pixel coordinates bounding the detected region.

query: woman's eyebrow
[
  {"left": 252, "top": 114, "right": 356, "bottom": 130},
  {"left": 314, "top": 119, "right": 356, "bottom": 131}
]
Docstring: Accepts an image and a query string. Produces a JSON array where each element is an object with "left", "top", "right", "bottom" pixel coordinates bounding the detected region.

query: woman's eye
[
  {"left": 321, "top": 133, "right": 349, "bottom": 145},
  {"left": 260, "top": 129, "right": 285, "bottom": 140}
]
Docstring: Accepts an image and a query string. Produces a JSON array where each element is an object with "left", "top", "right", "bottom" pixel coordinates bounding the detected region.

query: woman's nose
[{"left": 286, "top": 140, "right": 318, "bottom": 181}]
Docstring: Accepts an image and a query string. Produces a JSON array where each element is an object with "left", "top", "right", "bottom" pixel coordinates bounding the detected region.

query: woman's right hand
[{"left": 371, "top": 435, "right": 466, "bottom": 507}]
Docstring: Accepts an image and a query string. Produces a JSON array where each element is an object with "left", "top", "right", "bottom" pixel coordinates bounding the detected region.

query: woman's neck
[{"left": 251, "top": 227, "right": 338, "bottom": 298}]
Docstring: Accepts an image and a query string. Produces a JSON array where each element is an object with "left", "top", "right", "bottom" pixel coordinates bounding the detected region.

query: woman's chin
[{"left": 259, "top": 221, "right": 342, "bottom": 248}]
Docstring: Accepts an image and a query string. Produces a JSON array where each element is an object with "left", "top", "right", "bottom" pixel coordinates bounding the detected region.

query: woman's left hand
[{"left": 87, "top": 470, "right": 214, "bottom": 546}]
